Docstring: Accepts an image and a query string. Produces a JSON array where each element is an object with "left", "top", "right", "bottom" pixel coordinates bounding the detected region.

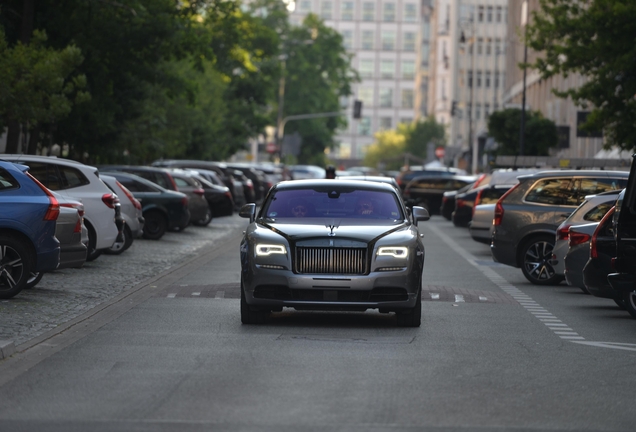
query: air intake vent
[{"left": 295, "top": 247, "right": 367, "bottom": 274}]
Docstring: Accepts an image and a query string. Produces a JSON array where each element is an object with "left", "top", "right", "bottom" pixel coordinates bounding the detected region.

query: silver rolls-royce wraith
[{"left": 239, "top": 179, "right": 430, "bottom": 327}]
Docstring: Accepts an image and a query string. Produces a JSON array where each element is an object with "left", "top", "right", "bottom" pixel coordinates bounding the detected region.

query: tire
[
  {"left": 397, "top": 288, "right": 422, "bottom": 327},
  {"left": 622, "top": 289, "right": 636, "bottom": 319},
  {"left": 192, "top": 208, "right": 213, "bottom": 227},
  {"left": 143, "top": 211, "right": 167, "bottom": 240},
  {"left": 0, "top": 235, "right": 33, "bottom": 299},
  {"left": 240, "top": 279, "right": 269, "bottom": 324},
  {"left": 25, "top": 271, "right": 44, "bottom": 289},
  {"left": 85, "top": 223, "right": 103, "bottom": 262},
  {"left": 519, "top": 235, "right": 563, "bottom": 285},
  {"left": 104, "top": 225, "right": 133, "bottom": 255}
]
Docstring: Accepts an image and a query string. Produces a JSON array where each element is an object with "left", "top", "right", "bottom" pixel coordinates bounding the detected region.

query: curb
[{"left": 0, "top": 340, "right": 15, "bottom": 360}]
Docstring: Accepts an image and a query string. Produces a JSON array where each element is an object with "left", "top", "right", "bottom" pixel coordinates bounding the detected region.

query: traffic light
[
  {"left": 451, "top": 101, "right": 458, "bottom": 117},
  {"left": 353, "top": 100, "right": 363, "bottom": 119}
]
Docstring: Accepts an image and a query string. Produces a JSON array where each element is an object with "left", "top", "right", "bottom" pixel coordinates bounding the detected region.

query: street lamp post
[
  {"left": 519, "top": 0, "right": 529, "bottom": 156},
  {"left": 460, "top": 25, "right": 476, "bottom": 174}
]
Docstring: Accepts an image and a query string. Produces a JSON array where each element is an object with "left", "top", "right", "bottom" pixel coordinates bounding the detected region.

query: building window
[
  {"left": 341, "top": 1, "right": 354, "bottom": 20},
  {"left": 380, "top": 117, "right": 393, "bottom": 130},
  {"left": 401, "top": 89, "right": 414, "bottom": 108},
  {"left": 359, "top": 59, "right": 374, "bottom": 78},
  {"left": 477, "top": 38, "right": 483, "bottom": 55},
  {"left": 468, "top": 70, "right": 473, "bottom": 88},
  {"left": 342, "top": 30, "right": 353, "bottom": 50},
  {"left": 362, "top": 2, "right": 375, "bottom": 21},
  {"left": 476, "top": 104, "right": 481, "bottom": 120},
  {"left": 496, "top": 6, "right": 502, "bottom": 22},
  {"left": 476, "top": 70, "right": 482, "bottom": 87},
  {"left": 400, "top": 117, "right": 413, "bottom": 125},
  {"left": 320, "top": 1, "right": 333, "bottom": 19},
  {"left": 484, "top": 103, "right": 490, "bottom": 117},
  {"left": 358, "top": 87, "right": 375, "bottom": 107},
  {"left": 299, "top": 0, "right": 312, "bottom": 12},
  {"left": 487, "top": 6, "right": 493, "bottom": 22},
  {"left": 404, "top": 3, "right": 417, "bottom": 21},
  {"left": 361, "top": 30, "right": 374, "bottom": 50},
  {"left": 494, "top": 71, "right": 499, "bottom": 88},
  {"left": 403, "top": 32, "right": 416, "bottom": 51},
  {"left": 358, "top": 117, "right": 371, "bottom": 135},
  {"left": 379, "top": 88, "right": 393, "bottom": 107},
  {"left": 478, "top": 5, "right": 484, "bottom": 22},
  {"left": 420, "top": 44, "right": 430, "bottom": 66},
  {"left": 380, "top": 59, "right": 395, "bottom": 78},
  {"left": 486, "top": 39, "right": 492, "bottom": 55},
  {"left": 381, "top": 31, "right": 395, "bottom": 51},
  {"left": 383, "top": 2, "right": 395, "bottom": 21},
  {"left": 401, "top": 60, "right": 415, "bottom": 79}
]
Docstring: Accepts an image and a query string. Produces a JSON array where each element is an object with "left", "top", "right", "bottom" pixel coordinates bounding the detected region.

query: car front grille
[{"left": 295, "top": 247, "right": 367, "bottom": 274}]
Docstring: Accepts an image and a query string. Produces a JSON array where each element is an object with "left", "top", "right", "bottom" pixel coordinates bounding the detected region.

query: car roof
[
  {"left": 2, "top": 154, "right": 98, "bottom": 170},
  {"left": 517, "top": 169, "right": 630, "bottom": 180},
  {"left": 274, "top": 179, "right": 399, "bottom": 193}
]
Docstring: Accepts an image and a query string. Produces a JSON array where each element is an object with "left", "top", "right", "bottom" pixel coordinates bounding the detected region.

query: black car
[
  {"left": 608, "top": 155, "right": 636, "bottom": 318},
  {"left": 101, "top": 171, "right": 190, "bottom": 240},
  {"left": 452, "top": 184, "right": 513, "bottom": 228},
  {"left": 441, "top": 182, "right": 474, "bottom": 220},
  {"left": 239, "top": 179, "right": 430, "bottom": 327},
  {"left": 402, "top": 175, "right": 475, "bottom": 215},
  {"left": 98, "top": 165, "right": 178, "bottom": 192}
]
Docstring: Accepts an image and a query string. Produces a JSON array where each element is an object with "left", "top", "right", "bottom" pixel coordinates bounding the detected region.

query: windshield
[{"left": 261, "top": 188, "right": 404, "bottom": 221}]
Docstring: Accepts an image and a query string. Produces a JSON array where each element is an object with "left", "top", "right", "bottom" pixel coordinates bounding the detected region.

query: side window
[
  {"left": 25, "top": 162, "right": 61, "bottom": 190},
  {"left": 575, "top": 178, "right": 626, "bottom": 200},
  {"left": 525, "top": 178, "right": 574, "bottom": 205},
  {"left": 583, "top": 202, "right": 614, "bottom": 222},
  {"left": 173, "top": 177, "right": 189, "bottom": 188},
  {"left": 58, "top": 166, "right": 90, "bottom": 189},
  {"left": 0, "top": 168, "right": 20, "bottom": 190}
]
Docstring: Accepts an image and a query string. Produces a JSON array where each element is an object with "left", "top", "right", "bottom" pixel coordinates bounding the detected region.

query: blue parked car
[{"left": 0, "top": 161, "right": 61, "bottom": 299}]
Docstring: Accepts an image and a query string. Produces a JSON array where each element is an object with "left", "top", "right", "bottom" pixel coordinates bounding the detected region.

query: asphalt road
[{"left": 0, "top": 215, "right": 635, "bottom": 432}]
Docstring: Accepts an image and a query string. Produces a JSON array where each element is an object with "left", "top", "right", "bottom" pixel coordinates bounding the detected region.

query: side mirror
[
  {"left": 411, "top": 206, "right": 430, "bottom": 226},
  {"left": 239, "top": 203, "right": 256, "bottom": 223}
]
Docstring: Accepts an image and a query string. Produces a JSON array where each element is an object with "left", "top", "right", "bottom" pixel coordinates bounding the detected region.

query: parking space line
[{"left": 167, "top": 293, "right": 176, "bottom": 298}]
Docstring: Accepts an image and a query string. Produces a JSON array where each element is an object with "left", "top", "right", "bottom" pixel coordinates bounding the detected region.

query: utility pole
[{"left": 519, "top": 0, "right": 529, "bottom": 156}]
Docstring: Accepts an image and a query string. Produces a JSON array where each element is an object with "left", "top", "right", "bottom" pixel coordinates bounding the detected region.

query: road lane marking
[
  {"left": 479, "top": 296, "right": 488, "bottom": 301},
  {"left": 454, "top": 295, "right": 465, "bottom": 303},
  {"left": 167, "top": 293, "right": 176, "bottom": 298},
  {"left": 192, "top": 292, "right": 201, "bottom": 296},
  {"left": 430, "top": 293, "right": 440, "bottom": 300}
]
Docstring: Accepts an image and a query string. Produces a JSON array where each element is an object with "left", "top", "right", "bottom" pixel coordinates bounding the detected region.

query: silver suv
[{"left": 491, "top": 170, "right": 629, "bottom": 285}]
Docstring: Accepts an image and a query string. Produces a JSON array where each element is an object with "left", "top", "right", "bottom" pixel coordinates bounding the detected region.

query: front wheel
[
  {"left": 240, "top": 279, "right": 269, "bottom": 324},
  {"left": 192, "top": 208, "right": 213, "bottom": 227},
  {"left": 105, "top": 225, "right": 133, "bottom": 255},
  {"left": 520, "top": 235, "right": 563, "bottom": 285},
  {"left": 396, "top": 289, "right": 422, "bottom": 327},
  {"left": 143, "top": 211, "right": 167, "bottom": 240},
  {"left": 0, "top": 235, "right": 33, "bottom": 299},
  {"left": 622, "top": 289, "right": 636, "bottom": 319}
]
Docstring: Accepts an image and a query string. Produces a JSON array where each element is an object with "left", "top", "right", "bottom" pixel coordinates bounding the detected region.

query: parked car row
[
  {"left": 439, "top": 165, "right": 636, "bottom": 319},
  {"left": 0, "top": 155, "right": 254, "bottom": 300}
]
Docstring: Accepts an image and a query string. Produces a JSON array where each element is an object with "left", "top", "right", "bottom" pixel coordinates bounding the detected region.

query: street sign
[
  {"left": 435, "top": 146, "right": 445, "bottom": 158},
  {"left": 266, "top": 142, "right": 277, "bottom": 153}
]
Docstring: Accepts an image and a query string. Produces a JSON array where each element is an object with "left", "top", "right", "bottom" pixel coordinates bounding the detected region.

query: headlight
[
  {"left": 377, "top": 246, "right": 408, "bottom": 258},
  {"left": 255, "top": 244, "right": 287, "bottom": 256}
]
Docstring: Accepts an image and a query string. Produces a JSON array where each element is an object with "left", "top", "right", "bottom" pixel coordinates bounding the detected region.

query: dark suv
[
  {"left": 608, "top": 155, "right": 636, "bottom": 318},
  {"left": 491, "top": 170, "right": 629, "bottom": 285}
]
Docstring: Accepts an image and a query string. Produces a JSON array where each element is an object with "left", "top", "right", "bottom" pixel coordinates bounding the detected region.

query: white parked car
[
  {"left": 3, "top": 155, "right": 119, "bottom": 261},
  {"left": 101, "top": 175, "right": 145, "bottom": 254}
]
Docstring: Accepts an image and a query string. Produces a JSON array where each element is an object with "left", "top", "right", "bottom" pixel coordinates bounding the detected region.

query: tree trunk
[
  {"left": 5, "top": 120, "right": 20, "bottom": 154},
  {"left": 27, "top": 125, "right": 40, "bottom": 155}
]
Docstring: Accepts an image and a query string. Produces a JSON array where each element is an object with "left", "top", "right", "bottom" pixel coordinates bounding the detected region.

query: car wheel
[
  {"left": 25, "top": 271, "right": 44, "bottom": 289},
  {"left": 520, "top": 235, "right": 563, "bottom": 285},
  {"left": 104, "top": 225, "right": 133, "bottom": 255},
  {"left": 622, "top": 289, "right": 636, "bottom": 319},
  {"left": 240, "top": 279, "right": 269, "bottom": 324},
  {"left": 396, "top": 288, "right": 422, "bottom": 327},
  {"left": 85, "top": 223, "right": 103, "bottom": 262},
  {"left": 143, "top": 211, "right": 167, "bottom": 240},
  {"left": 192, "top": 208, "right": 213, "bottom": 227},
  {"left": 0, "top": 235, "right": 32, "bottom": 299}
]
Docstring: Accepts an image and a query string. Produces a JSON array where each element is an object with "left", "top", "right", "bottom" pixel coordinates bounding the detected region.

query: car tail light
[
  {"left": 556, "top": 224, "right": 571, "bottom": 241},
  {"left": 590, "top": 206, "right": 615, "bottom": 259},
  {"left": 102, "top": 193, "right": 117, "bottom": 209},
  {"left": 473, "top": 173, "right": 488, "bottom": 189},
  {"left": 224, "top": 191, "right": 233, "bottom": 200},
  {"left": 456, "top": 198, "right": 466, "bottom": 208},
  {"left": 403, "top": 189, "right": 410, "bottom": 198},
  {"left": 116, "top": 180, "right": 142, "bottom": 210},
  {"left": 26, "top": 172, "right": 60, "bottom": 221},
  {"left": 193, "top": 188, "right": 205, "bottom": 196},
  {"left": 60, "top": 202, "right": 85, "bottom": 219},
  {"left": 472, "top": 189, "right": 484, "bottom": 218},
  {"left": 493, "top": 183, "right": 520, "bottom": 226},
  {"left": 569, "top": 231, "right": 591, "bottom": 247},
  {"left": 245, "top": 179, "right": 254, "bottom": 190}
]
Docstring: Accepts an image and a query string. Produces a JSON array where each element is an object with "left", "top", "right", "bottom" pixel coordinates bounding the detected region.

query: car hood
[{"left": 259, "top": 218, "right": 407, "bottom": 243}]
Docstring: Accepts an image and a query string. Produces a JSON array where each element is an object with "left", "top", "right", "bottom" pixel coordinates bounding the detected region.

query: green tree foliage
[
  {"left": 282, "top": 14, "right": 358, "bottom": 165},
  {"left": 487, "top": 108, "right": 558, "bottom": 156},
  {"left": 0, "top": 29, "right": 88, "bottom": 152},
  {"left": 363, "top": 127, "right": 407, "bottom": 171},
  {"left": 526, "top": 0, "right": 636, "bottom": 150},
  {"left": 403, "top": 116, "right": 446, "bottom": 160}
]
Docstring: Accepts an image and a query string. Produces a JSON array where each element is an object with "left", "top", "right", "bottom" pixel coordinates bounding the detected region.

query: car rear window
[
  {"left": 58, "top": 165, "right": 90, "bottom": 189},
  {"left": 583, "top": 202, "right": 614, "bottom": 222},
  {"left": 0, "top": 168, "right": 19, "bottom": 190}
]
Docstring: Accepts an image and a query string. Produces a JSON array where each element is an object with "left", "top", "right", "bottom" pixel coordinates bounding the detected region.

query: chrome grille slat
[{"left": 295, "top": 247, "right": 366, "bottom": 274}]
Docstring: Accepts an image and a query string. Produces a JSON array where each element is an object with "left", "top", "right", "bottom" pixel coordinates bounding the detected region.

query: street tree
[
  {"left": 363, "top": 127, "right": 406, "bottom": 171},
  {"left": 526, "top": 0, "right": 636, "bottom": 150},
  {"left": 403, "top": 116, "right": 446, "bottom": 160},
  {"left": 487, "top": 108, "right": 558, "bottom": 156}
]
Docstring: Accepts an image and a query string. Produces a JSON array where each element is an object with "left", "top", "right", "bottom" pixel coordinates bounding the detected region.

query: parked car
[
  {"left": 396, "top": 166, "right": 467, "bottom": 192},
  {"left": 0, "top": 161, "right": 60, "bottom": 298},
  {"left": 190, "top": 173, "right": 234, "bottom": 217},
  {"left": 168, "top": 170, "right": 213, "bottom": 226},
  {"left": 3, "top": 155, "right": 119, "bottom": 261},
  {"left": 402, "top": 175, "right": 476, "bottom": 214},
  {"left": 100, "top": 175, "right": 145, "bottom": 254},
  {"left": 562, "top": 222, "right": 600, "bottom": 294},
  {"left": 552, "top": 190, "right": 621, "bottom": 281},
  {"left": 441, "top": 182, "right": 475, "bottom": 221},
  {"left": 452, "top": 184, "right": 513, "bottom": 227},
  {"left": 239, "top": 179, "right": 430, "bottom": 326},
  {"left": 226, "top": 163, "right": 268, "bottom": 203},
  {"left": 101, "top": 171, "right": 190, "bottom": 240},
  {"left": 608, "top": 155, "right": 636, "bottom": 318},
  {"left": 98, "top": 165, "right": 178, "bottom": 192},
  {"left": 287, "top": 164, "right": 325, "bottom": 180},
  {"left": 491, "top": 170, "right": 629, "bottom": 285}
]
